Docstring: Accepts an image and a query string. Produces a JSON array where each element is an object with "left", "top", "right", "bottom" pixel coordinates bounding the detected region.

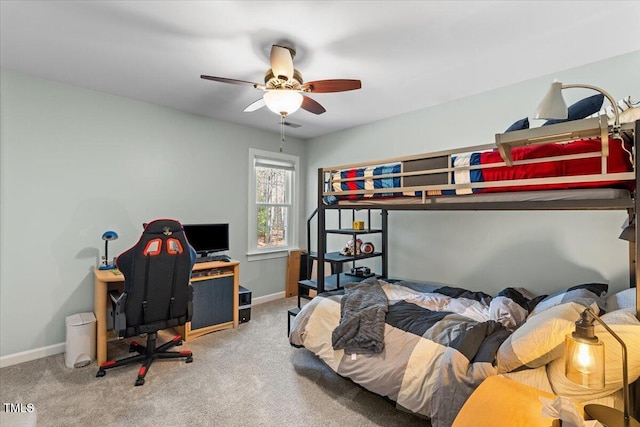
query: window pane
[
  {"left": 248, "top": 149, "right": 298, "bottom": 257},
  {"left": 257, "top": 206, "right": 288, "bottom": 248},
  {"left": 256, "top": 166, "right": 289, "bottom": 204}
]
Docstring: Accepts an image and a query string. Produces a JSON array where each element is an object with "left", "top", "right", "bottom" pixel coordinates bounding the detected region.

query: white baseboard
[
  {"left": 0, "top": 342, "right": 65, "bottom": 368},
  {"left": 251, "top": 291, "right": 284, "bottom": 305},
  {"left": 1, "top": 293, "right": 286, "bottom": 368}
]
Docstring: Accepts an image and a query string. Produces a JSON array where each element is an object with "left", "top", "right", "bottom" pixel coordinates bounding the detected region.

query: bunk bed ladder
[
  {"left": 305, "top": 207, "right": 318, "bottom": 281},
  {"left": 298, "top": 207, "right": 353, "bottom": 308}
]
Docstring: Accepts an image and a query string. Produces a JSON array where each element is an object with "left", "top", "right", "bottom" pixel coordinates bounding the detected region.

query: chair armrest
[
  {"left": 186, "top": 284, "right": 193, "bottom": 322},
  {"left": 108, "top": 290, "right": 127, "bottom": 337}
]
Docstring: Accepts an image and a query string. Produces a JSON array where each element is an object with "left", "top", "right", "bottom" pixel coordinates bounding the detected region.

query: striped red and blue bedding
[{"left": 325, "top": 138, "right": 633, "bottom": 204}]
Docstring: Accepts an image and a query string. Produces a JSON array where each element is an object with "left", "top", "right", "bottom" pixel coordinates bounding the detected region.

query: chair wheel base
[{"left": 96, "top": 332, "right": 192, "bottom": 386}]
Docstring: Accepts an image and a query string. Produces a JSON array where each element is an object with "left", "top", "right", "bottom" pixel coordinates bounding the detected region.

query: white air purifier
[{"left": 65, "top": 312, "right": 96, "bottom": 368}]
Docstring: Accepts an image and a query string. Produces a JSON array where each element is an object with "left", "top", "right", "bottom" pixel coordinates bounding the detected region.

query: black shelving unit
[{"left": 296, "top": 202, "right": 388, "bottom": 308}]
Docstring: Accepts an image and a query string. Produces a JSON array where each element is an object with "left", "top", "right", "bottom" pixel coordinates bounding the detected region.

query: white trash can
[{"left": 65, "top": 312, "right": 96, "bottom": 368}]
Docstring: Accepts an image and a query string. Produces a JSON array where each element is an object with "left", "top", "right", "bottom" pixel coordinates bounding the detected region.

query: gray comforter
[{"left": 290, "top": 280, "right": 521, "bottom": 427}]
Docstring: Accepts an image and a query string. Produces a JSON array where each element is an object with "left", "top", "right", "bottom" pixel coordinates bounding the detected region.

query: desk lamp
[
  {"left": 565, "top": 308, "right": 640, "bottom": 427},
  {"left": 99, "top": 230, "right": 118, "bottom": 270}
]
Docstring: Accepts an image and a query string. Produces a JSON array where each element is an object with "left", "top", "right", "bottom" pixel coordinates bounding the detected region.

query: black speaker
[
  {"left": 239, "top": 307, "right": 251, "bottom": 323},
  {"left": 239, "top": 286, "right": 251, "bottom": 323}
]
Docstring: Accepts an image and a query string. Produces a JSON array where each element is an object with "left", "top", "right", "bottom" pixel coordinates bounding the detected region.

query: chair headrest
[{"left": 142, "top": 219, "right": 184, "bottom": 236}]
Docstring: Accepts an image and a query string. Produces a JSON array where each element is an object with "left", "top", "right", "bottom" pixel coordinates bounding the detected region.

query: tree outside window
[
  {"left": 248, "top": 149, "right": 299, "bottom": 259},
  {"left": 256, "top": 166, "right": 289, "bottom": 248}
]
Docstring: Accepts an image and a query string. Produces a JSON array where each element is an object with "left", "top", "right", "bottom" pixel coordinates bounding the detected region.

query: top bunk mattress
[{"left": 322, "top": 135, "right": 635, "bottom": 209}]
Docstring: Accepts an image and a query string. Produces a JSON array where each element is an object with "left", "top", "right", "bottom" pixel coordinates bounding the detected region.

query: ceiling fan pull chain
[{"left": 280, "top": 114, "right": 285, "bottom": 152}]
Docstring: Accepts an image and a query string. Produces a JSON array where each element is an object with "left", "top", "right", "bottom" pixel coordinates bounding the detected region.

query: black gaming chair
[{"left": 96, "top": 219, "right": 197, "bottom": 386}]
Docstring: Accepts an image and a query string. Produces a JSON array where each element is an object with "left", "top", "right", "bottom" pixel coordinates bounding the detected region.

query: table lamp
[
  {"left": 565, "top": 308, "right": 640, "bottom": 427},
  {"left": 99, "top": 230, "right": 118, "bottom": 270}
]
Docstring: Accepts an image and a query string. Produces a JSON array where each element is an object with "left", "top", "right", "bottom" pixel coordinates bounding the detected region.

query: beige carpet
[{"left": 0, "top": 297, "right": 428, "bottom": 426}]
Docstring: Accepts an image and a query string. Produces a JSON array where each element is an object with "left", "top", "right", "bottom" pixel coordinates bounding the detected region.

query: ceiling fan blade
[
  {"left": 301, "top": 79, "right": 362, "bottom": 93},
  {"left": 270, "top": 45, "right": 294, "bottom": 81},
  {"left": 301, "top": 95, "right": 326, "bottom": 115},
  {"left": 244, "top": 98, "right": 266, "bottom": 112},
  {"left": 201, "top": 75, "right": 260, "bottom": 88}
]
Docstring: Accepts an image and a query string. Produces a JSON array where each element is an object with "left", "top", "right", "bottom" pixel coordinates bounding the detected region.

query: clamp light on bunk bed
[
  {"left": 565, "top": 308, "right": 640, "bottom": 427},
  {"left": 619, "top": 218, "right": 636, "bottom": 242},
  {"left": 495, "top": 81, "right": 622, "bottom": 167},
  {"left": 536, "top": 81, "right": 621, "bottom": 138},
  {"left": 534, "top": 83, "right": 638, "bottom": 308}
]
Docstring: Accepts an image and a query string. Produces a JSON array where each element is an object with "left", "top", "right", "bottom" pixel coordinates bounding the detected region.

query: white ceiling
[{"left": 1, "top": 1, "right": 639, "bottom": 139}]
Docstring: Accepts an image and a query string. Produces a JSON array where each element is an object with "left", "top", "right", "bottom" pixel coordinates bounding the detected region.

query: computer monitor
[{"left": 182, "top": 223, "right": 229, "bottom": 257}]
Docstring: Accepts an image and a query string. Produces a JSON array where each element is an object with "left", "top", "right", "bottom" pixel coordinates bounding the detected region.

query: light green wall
[
  {"left": 0, "top": 70, "right": 306, "bottom": 357},
  {"left": 305, "top": 51, "right": 640, "bottom": 297},
  {"left": 2, "top": 51, "right": 639, "bottom": 359}
]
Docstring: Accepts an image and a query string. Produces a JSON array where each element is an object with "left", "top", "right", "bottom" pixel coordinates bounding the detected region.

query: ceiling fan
[{"left": 201, "top": 44, "right": 362, "bottom": 119}]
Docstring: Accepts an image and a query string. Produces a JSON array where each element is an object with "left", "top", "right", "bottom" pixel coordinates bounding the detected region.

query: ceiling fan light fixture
[
  {"left": 263, "top": 90, "right": 303, "bottom": 116},
  {"left": 201, "top": 43, "right": 361, "bottom": 118}
]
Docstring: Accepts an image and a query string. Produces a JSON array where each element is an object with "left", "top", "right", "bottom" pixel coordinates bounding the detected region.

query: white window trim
[{"left": 247, "top": 148, "right": 300, "bottom": 262}]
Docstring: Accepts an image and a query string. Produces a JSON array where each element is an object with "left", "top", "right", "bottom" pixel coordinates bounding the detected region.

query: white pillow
[
  {"left": 605, "top": 288, "right": 636, "bottom": 312},
  {"left": 547, "top": 308, "right": 640, "bottom": 402},
  {"left": 496, "top": 301, "right": 599, "bottom": 373},
  {"left": 528, "top": 284, "right": 607, "bottom": 317}
]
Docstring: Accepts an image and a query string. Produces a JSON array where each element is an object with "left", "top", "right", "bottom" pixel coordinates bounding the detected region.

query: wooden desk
[{"left": 94, "top": 260, "right": 239, "bottom": 364}]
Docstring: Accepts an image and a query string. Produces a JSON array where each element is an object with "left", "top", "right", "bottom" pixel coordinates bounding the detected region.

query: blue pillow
[
  {"left": 543, "top": 94, "right": 604, "bottom": 126},
  {"left": 505, "top": 117, "right": 529, "bottom": 132}
]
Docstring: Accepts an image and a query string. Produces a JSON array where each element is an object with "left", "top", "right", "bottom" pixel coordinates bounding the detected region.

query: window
[{"left": 248, "top": 149, "right": 299, "bottom": 260}]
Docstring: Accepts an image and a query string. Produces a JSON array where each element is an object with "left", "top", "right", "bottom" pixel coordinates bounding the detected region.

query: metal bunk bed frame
[{"left": 314, "top": 119, "right": 640, "bottom": 321}]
